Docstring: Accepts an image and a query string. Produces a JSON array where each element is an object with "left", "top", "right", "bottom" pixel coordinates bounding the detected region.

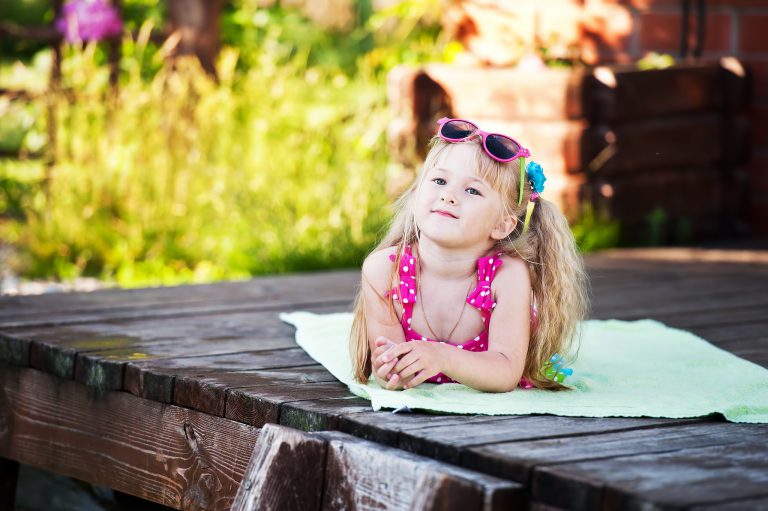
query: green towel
[{"left": 279, "top": 312, "right": 768, "bottom": 423}]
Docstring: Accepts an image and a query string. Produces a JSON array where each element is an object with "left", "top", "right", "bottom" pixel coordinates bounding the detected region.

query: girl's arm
[
  {"left": 380, "top": 257, "right": 531, "bottom": 392},
  {"left": 361, "top": 249, "right": 409, "bottom": 389}
]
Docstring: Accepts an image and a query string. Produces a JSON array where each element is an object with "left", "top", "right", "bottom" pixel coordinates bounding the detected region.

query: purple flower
[{"left": 55, "top": 0, "right": 123, "bottom": 43}]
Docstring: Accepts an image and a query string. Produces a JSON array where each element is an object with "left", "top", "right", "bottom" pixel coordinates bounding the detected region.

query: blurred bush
[{"left": 0, "top": 0, "right": 449, "bottom": 287}]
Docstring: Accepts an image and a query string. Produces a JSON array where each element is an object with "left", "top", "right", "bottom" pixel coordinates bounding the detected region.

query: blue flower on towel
[{"left": 526, "top": 161, "right": 546, "bottom": 194}]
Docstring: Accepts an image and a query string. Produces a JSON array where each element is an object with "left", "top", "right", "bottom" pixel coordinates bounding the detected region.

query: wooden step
[{"left": 232, "top": 423, "right": 525, "bottom": 511}]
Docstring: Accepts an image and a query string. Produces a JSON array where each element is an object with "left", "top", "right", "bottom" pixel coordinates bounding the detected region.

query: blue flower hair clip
[
  {"left": 542, "top": 353, "right": 573, "bottom": 383},
  {"left": 522, "top": 161, "right": 546, "bottom": 234},
  {"left": 526, "top": 161, "right": 546, "bottom": 195}
]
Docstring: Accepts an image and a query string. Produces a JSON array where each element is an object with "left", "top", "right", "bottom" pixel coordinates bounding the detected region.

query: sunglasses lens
[
  {"left": 441, "top": 120, "right": 477, "bottom": 139},
  {"left": 486, "top": 134, "right": 521, "bottom": 160}
]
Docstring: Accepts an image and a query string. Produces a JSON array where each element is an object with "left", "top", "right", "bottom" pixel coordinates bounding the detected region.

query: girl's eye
[
  {"left": 432, "top": 178, "right": 446, "bottom": 185},
  {"left": 466, "top": 187, "right": 482, "bottom": 196}
]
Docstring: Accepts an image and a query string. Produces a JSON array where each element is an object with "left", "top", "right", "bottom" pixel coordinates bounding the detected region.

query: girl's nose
[{"left": 440, "top": 191, "right": 457, "bottom": 204}]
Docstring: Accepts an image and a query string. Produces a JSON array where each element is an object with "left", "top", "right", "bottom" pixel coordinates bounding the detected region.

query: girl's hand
[
  {"left": 380, "top": 341, "right": 447, "bottom": 390},
  {"left": 371, "top": 337, "right": 407, "bottom": 390}
]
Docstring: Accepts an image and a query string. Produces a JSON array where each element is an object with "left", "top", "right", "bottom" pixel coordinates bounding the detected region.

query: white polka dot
[
  {"left": 403, "top": 298, "right": 408, "bottom": 303},
  {"left": 485, "top": 276, "right": 490, "bottom": 281},
  {"left": 492, "top": 303, "right": 496, "bottom": 308},
  {"left": 403, "top": 266, "right": 408, "bottom": 272},
  {"left": 410, "top": 258, "right": 414, "bottom": 264},
  {"left": 421, "top": 336, "right": 426, "bottom": 341},
  {"left": 408, "top": 327, "right": 412, "bottom": 330},
  {"left": 480, "top": 344, "right": 484, "bottom": 347},
  {"left": 437, "top": 377, "right": 442, "bottom": 382},
  {"left": 482, "top": 317, "right": 486, "bottom": 322},
  {"left": 409, "top": 289, "right": 415, "bottom": 294},
  {"left": 470, "top": 299, "right": 475, "bottom": 303},
  {"left": 457, "top": 345, "right": 463, "bottom": 349},
  {"left": 407, "top": 318, "right": 412, "bottom": 323},
  {"left": 400, "top": 280, "right": 404, "bottom": 284},
  {"left": 474, "top": 336, "right": 480, "bottom": 341},
  {"left": 489, "top": 258, "right": 493, "bottom": 263}
]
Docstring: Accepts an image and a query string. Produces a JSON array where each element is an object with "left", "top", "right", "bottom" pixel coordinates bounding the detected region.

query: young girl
[{"left": 349, "top": 118, "right": 588, "bottom": 392}]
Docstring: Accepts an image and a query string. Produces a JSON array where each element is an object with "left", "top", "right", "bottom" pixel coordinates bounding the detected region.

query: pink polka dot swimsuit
[{"left": 388, "top": 244, "right": 535, "bottom": 389}]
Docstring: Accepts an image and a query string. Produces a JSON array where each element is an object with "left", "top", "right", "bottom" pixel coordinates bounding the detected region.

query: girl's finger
[
  {"left": 398, "top": 360, "right": 423, "bottom": 380},
  {"left": 403, "top": 371, "right": 428, "bottom": 389},
  {"left": 386, "top": 372, "right": 400, "bottom": 390},
  {"left": 390, "top": 360, "right": 420, "bottom": 382},
  {"left": 391, "top": 352, "right": 418, "bottom": 374},
  {"left": 377, "top": 357, "right": 399, "bottom": 378},
  {"left": 381, "top": 342, "right": 412, "bottom": 363}
]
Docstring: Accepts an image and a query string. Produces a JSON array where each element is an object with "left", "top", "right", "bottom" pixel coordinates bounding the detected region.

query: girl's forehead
[{"left": 432, "top": 143, "right": 483, "bottom": 178}]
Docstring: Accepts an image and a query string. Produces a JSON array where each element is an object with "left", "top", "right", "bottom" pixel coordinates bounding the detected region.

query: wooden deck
[{"left": 1, "top": 248, "right": 767, "bottom": 510}]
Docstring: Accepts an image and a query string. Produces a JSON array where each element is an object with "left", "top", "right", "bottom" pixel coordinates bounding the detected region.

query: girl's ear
[{"left": 490, "top": 214, "right": 518, "bottom": 240}]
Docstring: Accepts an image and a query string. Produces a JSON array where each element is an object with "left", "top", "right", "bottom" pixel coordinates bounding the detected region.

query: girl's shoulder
[
  {"left": 491, "top": 253, "right": 531, "bottom": 290},
  {"left": 361, "top": 246, "right": 400, "bottom": 294}
]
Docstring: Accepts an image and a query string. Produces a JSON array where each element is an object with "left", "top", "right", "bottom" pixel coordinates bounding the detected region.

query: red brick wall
[{"left": 445, "top": 0, "right": 768, "bottom": 235}]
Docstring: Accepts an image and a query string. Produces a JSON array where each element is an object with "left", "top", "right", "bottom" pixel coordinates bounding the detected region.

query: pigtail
[{"left": 521, "top": 198, "right": 589, "bottom": 390}]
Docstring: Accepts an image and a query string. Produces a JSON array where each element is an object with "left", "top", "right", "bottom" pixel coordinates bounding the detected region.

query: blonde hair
[{"left": 350, "top": 137, "right": 589, "bottom": 389}]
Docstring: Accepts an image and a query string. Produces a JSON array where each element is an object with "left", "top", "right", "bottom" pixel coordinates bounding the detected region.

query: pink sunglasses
[{"left": 437, "top": 117, "right": 530, "bottom": 163}]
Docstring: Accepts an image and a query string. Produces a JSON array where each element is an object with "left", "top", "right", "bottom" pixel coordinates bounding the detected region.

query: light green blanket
[{"left": 279, "top": 312, "right": 768, "bottom": 423}]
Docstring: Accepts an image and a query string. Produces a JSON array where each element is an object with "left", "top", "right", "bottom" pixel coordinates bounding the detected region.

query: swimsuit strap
[{"left": 466, "top": 252, "right": 504, "bottom": 313}]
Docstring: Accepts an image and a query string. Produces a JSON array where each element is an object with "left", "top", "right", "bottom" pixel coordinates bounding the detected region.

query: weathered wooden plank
[
  {"left": 338, "top": 412, "right": 523, "bottom": 447},
  {"left": 395, "top": 416, "right": 704, "bottom": 465},
  {"left": 231, "top": 423, "right": 327, "bottom": 511},
  {"left": 647, "top": 304, "right": 768, "bottom": 331},
  {"left": 174, "top": 365, "right": 340, "bottom": 416},
  {"left": 592, "top": 288, "right": 768, "bottom": 320},
  {"left": 278, "top": 397, "right": 510, "bottom": 438},
  {"left": 0, "top": 364, "right": 259, "bottom": 511},
  {"left": 686, "top": 322, "right": 768, "bottom": 344},
  {"left": 461, "top": 421, "right": 767, "bottom": 485},
  {"left": 532, "top": 442, "right": 768, "bottom": 510},
  {"left": 224, "top": 382, "right": 368, "bottom": 428},
  {"left": 0, "top": 306, "right": 340, "bottom": 389},
  {"left": 317, "top": 430, "right": 524, "bottom": 511},
  {"left": 123, "top": 347, "right": 319, "bottom": 402},
  {"left": 587, "top": 263, "right": 768, "bottom": 295},
  {"left": 277, "top": 397, "right": 375, "bottom": 432},
  {"left": 0, "top": 270, "right": 359, "bottom": 328}
]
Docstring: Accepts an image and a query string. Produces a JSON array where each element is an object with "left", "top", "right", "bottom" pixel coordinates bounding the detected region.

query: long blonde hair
[{"left": 350, "top": 137, "right": 589, "bottom": 389}]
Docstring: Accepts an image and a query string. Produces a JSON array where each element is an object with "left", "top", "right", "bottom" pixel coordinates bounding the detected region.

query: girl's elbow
[
  {"left": 496, "top": 379, "right": 519, "bottom": 393},
  {"left": 495, "top": 353, "right": 523, "bottom": 392}
]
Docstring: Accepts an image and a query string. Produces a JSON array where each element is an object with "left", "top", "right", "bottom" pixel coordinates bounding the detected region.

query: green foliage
[
  {"left": 2, "top": 34, "right": 398, "bottom": 286},
  {"left": 572, "top": 203, "right": 621, "bottom": 254}
]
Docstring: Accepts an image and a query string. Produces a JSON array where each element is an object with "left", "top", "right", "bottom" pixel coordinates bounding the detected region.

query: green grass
[{"left": 2, "top": 38, "right": 398, "bottom": 287}]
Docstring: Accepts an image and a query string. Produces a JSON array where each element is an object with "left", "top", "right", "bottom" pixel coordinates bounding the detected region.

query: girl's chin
[{"left": 416, "top": 231, "right": 468, "bottom": 248}]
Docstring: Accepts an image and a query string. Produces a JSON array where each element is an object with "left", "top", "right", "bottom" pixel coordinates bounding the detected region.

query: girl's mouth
[{"left": 432, "top": 210, "right": 458, "bottom": 219}]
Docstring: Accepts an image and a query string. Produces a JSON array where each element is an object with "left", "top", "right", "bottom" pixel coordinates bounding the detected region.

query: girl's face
[{"left": 414, "top": 143, "right": 511, "bottom": 249}]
